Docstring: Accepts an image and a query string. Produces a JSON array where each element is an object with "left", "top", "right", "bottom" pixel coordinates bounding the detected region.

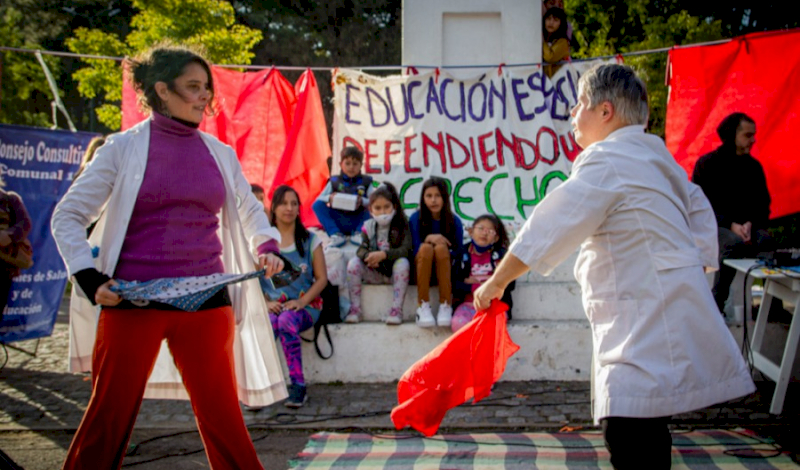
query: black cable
[
  {"left": 121, "top": 387, "right": 786, "bottom": 464},
  {"left": 741, "top": 263, "right": 761, "bottom": 373},
  {"left": 122, "top": 417, "right": 788, "bottom": 464},
  {"left": 121, "top": 389, "right": 592, "bottom": 462}
]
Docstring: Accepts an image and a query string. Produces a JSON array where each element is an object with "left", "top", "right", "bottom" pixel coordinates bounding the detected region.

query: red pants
[{"left": 63, "top": 307, "right": 263, "bottom": 470}]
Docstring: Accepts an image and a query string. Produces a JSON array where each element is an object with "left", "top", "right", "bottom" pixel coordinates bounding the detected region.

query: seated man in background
[{"left": 692, "top": 112, "right": 774, "bottom": 313}]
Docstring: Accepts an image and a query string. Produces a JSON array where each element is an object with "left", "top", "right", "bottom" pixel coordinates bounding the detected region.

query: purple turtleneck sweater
[{"left": 114, "top": 113, "right": 226, "bottom": 282}]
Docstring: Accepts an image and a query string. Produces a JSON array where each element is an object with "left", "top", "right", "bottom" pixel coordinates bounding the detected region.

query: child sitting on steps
[
  {"left": 410, "top": 177, "right": 464, "bottom": 328},
  {"left": 451, "top": 214, "right": 515, "bottom": 332},
  {"left": 345, "top": 183, "right": 411, "bottom": 325},
  {"left": 312, "top": 147, "right": 375, "bottom": 247}
]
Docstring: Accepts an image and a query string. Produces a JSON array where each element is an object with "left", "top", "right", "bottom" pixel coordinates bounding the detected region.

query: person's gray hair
[{"left": 578, "top": 63, "right": 649, "bottom": 126}]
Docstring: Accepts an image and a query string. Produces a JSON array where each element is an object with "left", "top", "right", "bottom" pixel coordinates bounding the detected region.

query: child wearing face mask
[
  {"left": 451, "top": 214, "right": 515, "bottom": 332},
  {"left": 345, "top": 183, "right": 412, "bottom": 324}
]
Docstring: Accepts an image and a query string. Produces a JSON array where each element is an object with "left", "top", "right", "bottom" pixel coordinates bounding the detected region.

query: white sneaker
[
  {"left": 329, "top": 233, "right": 347, "bottom": 247},
  {"left": 385, "top": 308, "right": 402, "bottom": 325},
  {"left": 349, "top": 233, "right": 363, "bottom": 246},
  {"left": 415, "top": 301, "right": 435, "bottom": 328},
  {"left": 437, "top": 302, "right": 453, "bottom": 327}
]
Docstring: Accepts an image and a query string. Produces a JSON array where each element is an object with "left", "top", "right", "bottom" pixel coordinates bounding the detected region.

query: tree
[
  {"left": 565, "top": 0, "right": 724, "bottom": 137},
  {"left": 0, "top": 6, "right": 64, "bottom": 127},
  {"left": 230, "top": 0, "right": 402, "bottom": 133},
  {"left": 66, "top": 0, "right": 263, "bottom": 130}
]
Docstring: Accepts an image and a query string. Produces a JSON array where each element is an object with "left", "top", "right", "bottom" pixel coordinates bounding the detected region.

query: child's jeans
[
  {"left": 312, "top": 200, "right": 371, "bottom": 236},
  {"left": 346, "top": 257, "right": 410, "bottom": 316}
]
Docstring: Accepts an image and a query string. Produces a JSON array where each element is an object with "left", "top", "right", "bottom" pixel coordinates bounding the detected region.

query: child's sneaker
[
  {"left": 416, "top": 301, "right": 435, "bottom": 328},
  {"left": 344, "top": 306, "right": 361, "bottom": 323},
  {"left": 285, "top": 384, "right": 308, "bottom": 409},
  {"left": 385, "top": 308, "right": 402, "bottom": 325},
  {"left": 349, "top": 233, "right": 363, "bottom": 246},
  {"left": 437, "top": 302, "right": 453, "bottom": 327},
  {"left": 329, "top": 233, "right": 347, "bottom": 247}
]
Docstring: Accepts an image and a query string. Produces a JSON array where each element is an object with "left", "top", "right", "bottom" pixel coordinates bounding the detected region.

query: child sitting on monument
[
  {"left": 312, "top": 147, "right": 375, "bottom": 248},
  {"left": 345, "top": 183, "right": 411, "bottom": 325},
  {"left": 410, "top": 177, "right": 464, "bottom": 329},
  {"left": 542, "top": 7, "right": 571, "bottom": 78},
  {"left": 451, "top": 214, "right": 515, "bottom": 332}
]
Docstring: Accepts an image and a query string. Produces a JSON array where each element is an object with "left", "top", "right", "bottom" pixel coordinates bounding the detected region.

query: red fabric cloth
[
  {"left": 391, "top": 300, "right": 520, "bottom": 436},
  {"left": 270, "top": 70, "right": 331, "bottom": 227},
  {"left": 665, "top": 29, "right": 800, "bottom": 219}
]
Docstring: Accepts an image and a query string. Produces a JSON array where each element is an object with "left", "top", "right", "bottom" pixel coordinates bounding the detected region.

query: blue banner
[{"left": 0, "top": 124, "right": 99, "bottom": 343}]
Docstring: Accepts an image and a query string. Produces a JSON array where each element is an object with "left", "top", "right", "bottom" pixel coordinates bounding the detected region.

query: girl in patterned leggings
[
  {"left": 346, "top": 183, "right": 411, "bottom": 324},
  {"left": 262, "top": 185, "right": 328, "bottom": 408}
]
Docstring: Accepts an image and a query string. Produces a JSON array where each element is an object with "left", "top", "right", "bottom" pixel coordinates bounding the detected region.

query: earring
[{"left": 160, "top": 101, "right": 171, "bottom": 118}]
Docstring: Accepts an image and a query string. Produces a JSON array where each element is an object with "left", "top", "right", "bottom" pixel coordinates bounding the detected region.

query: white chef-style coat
[
  {"left": 509, "top": 125, "right": 755, "bottom": 423},
  {"left": 51, "top": 118, "right": 288, "bottom": 407}
]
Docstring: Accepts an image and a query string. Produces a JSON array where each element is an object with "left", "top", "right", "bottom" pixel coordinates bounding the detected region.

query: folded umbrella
[{"left": 391, "top": 299, "right": 520, "bottom": 436}]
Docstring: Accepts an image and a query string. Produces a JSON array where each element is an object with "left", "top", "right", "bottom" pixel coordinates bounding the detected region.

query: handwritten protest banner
[{"left": 332, "top": 61, "right": 612, "bottom": 227}]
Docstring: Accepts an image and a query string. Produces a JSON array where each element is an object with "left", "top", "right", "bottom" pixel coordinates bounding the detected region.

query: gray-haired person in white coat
[{"left": 474, "top": 64, "right": 755, "bottom": 469}]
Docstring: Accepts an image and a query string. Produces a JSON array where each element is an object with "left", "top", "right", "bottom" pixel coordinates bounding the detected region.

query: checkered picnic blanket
[{"left": 289, "top": 429, "right": 797, "bottom": 469}]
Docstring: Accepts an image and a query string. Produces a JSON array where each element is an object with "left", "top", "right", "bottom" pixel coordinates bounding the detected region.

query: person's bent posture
[{"left": 474, "top": 64, "right": 755, "bottom": 470}]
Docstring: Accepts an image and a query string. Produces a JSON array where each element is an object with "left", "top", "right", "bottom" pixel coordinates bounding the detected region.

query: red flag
[
  {"left": 666, "top": 29, "right": 800, "bottom": 219},
  {"left": 270, "top": 70, "right": 331, "bottom": 227},
  {"left": 201, "top": 68, "right": 296, "bottom": 193},
  {"left": 122, "top": 66, "right": 297, "bottom": 196},
  {"left": 391, "top": 300, "right": 520, "bottom": 436}
]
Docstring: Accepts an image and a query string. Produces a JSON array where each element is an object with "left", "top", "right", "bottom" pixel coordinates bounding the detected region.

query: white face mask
[{"left": 374, "top": 211, "right": 395, "bottom": 228}]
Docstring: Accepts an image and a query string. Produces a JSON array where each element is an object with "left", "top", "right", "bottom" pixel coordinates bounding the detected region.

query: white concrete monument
[{"left": 402, "top": 0, "right": 542, "bottom": 71}]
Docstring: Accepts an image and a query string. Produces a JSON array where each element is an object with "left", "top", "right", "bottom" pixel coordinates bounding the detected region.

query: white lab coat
[
  {"left": 509, "top": 125, "right": 755, "bottom": 423},
  {"left": 51, "top": 118, "right": 288, "bottom": 407}
]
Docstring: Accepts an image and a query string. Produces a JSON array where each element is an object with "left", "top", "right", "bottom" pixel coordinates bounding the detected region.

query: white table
[{"left": 723, "top": 259, "right": 800, "bottom": 414}]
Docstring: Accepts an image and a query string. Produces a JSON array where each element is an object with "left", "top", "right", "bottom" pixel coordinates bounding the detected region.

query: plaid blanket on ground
[{"left": 290, "top": 429, "right": 797, "bottom": 469}]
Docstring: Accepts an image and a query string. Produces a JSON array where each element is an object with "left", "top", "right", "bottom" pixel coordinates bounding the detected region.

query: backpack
[{"left": 301, "top": 281, "right": 341, "bottom": 359}]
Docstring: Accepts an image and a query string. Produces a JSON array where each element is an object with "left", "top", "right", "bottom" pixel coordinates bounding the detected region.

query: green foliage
[
  {"left": 66, "top": 0, "right": 263, "bottom": 130},
  {"left": 566, "top": 0, "right": 723, "bottom": 137},
  {"left": 0, "top": 7, "right": 61, "bottom": 127}
]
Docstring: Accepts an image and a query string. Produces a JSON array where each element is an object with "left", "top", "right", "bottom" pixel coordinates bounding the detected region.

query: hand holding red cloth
[{"left": 390, "top": 300, "right": 520, "bottom": 436}]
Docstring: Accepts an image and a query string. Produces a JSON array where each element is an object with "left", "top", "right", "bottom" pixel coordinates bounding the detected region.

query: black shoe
[{"left": 285, "top": 384, "right": 308, "bottom": 409}]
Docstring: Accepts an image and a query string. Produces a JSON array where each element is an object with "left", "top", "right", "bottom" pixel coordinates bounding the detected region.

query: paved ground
[{"left": 1, "top": 302, "right": 798, "bottom": 469}]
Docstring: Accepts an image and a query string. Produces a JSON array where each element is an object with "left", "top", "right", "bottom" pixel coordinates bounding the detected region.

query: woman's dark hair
[
  {"left": 270, "top": 185, "right": 310, "bottom": 257},
  {"left": 73, "top": 136, "right": 105, "bottom": 181},
  {"left": 472, "top": 214, "right": 510, "bottom": 250},
  {"left": 369, "top": 182, "right": 408, "bottom": 247},
  {"left": 716, "top": 112, "right": 755, "bottom": 147},
  {"left": 419, "top": 177, "right": 457, "bottom": 245},
  {"left": 126, "top": 43, "right": 215, "bottom": 116},
  {"left": 543, "top": 7, "right": 569, "bottom": 43}
]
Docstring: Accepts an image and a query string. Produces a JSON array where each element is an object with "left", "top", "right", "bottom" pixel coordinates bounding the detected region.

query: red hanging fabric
[
  {"left": 391, "top": 300, "right": 520, "bottom": 436},
  {"left": 121, "top": 65, "right": 297, "bottom": 198},
  {"left": 270, "top": 70, "right": 331, "bottom": 227},
  {"left": 666, "top": 29, "right": 800, "bottom": 219}
]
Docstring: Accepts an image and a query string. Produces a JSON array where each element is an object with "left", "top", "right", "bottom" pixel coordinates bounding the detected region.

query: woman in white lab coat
[
  {"left": 474, "top": 64, "right": 754, "bottom": 469},
  {"left": 52, "top": 44, "right": 286, "bottom": 469}
]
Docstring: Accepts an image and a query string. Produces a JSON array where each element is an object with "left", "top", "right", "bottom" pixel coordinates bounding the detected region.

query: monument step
[{"left": 353, "top": 281, "right": 584, "bottom": 322}]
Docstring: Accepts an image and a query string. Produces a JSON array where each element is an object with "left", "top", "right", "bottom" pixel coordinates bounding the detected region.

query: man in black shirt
[{"left": 692, "top": 112, "right": 774, "bottom": 313}]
